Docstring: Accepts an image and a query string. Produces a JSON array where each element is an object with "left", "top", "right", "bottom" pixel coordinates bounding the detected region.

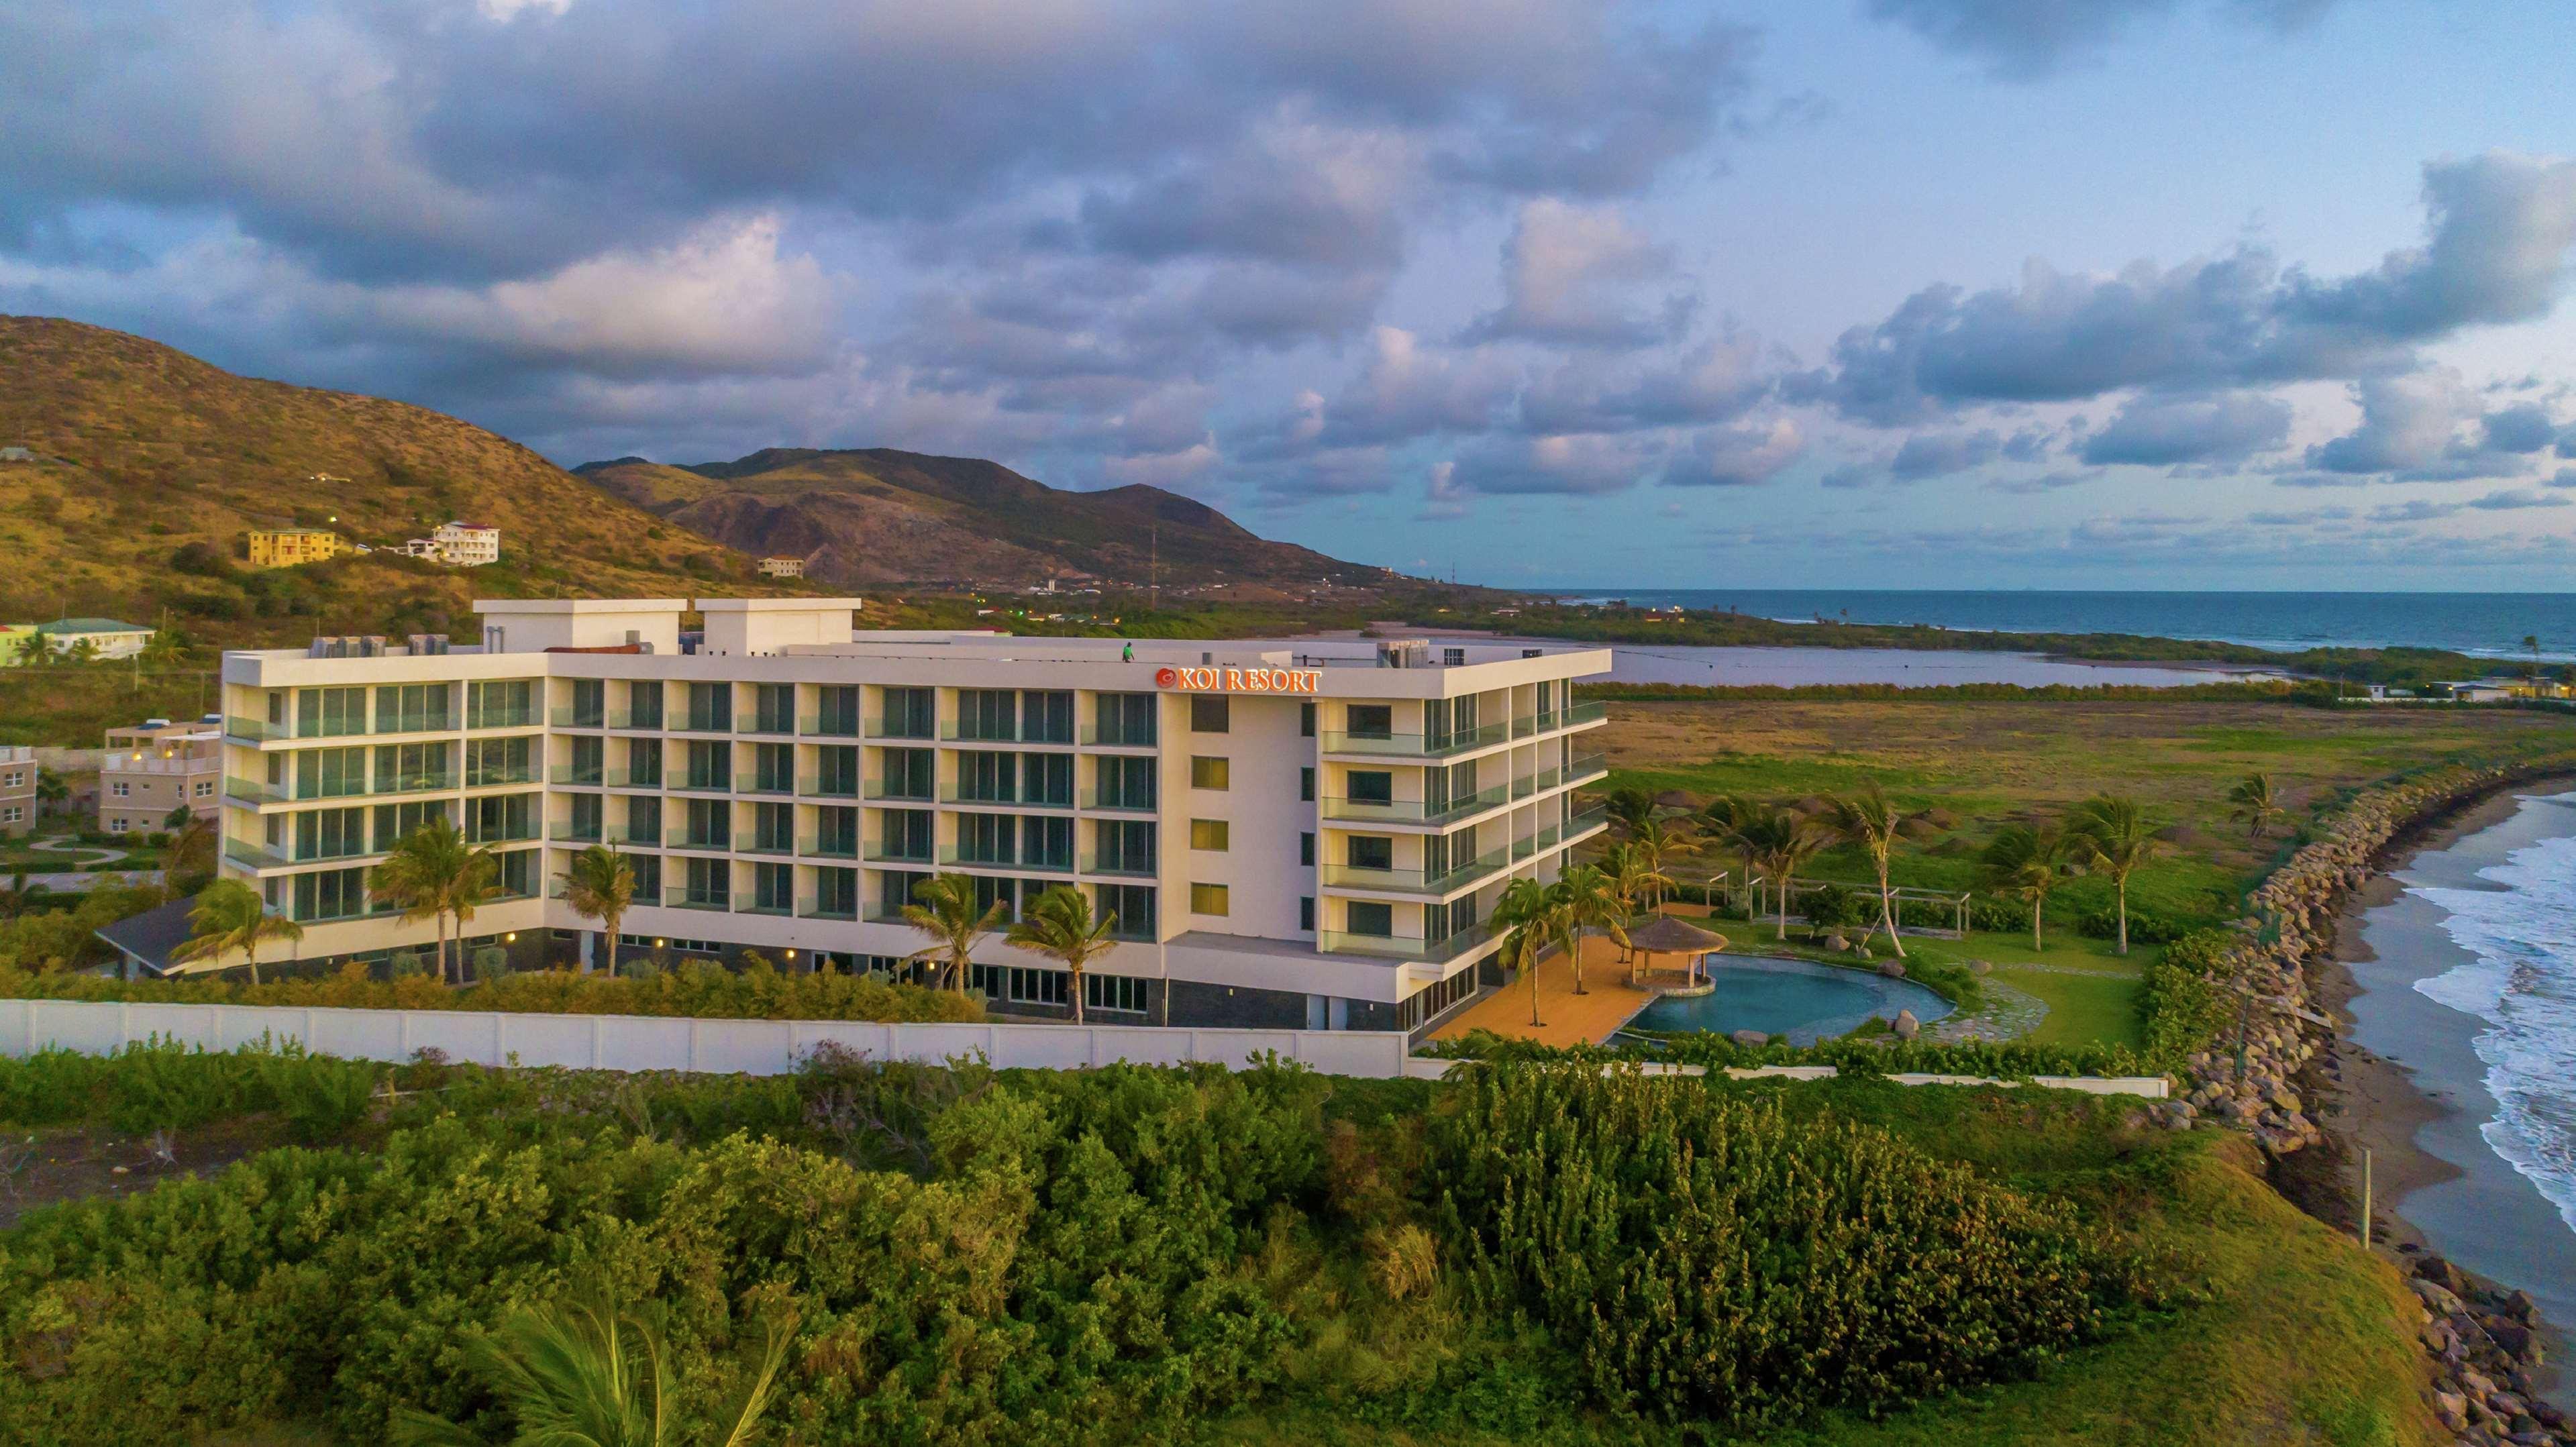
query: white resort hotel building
[{"left": 206, "top": 598, "right": 1609, "bottom": 1035}]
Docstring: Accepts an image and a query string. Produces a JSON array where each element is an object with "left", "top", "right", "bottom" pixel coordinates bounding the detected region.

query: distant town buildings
[
  {"left": 99, "top": 716, "right": 223, "bottom": 835},
  {"left": 399, "top": 521, "right": 502, "bottom": 566},
  {"left": 247, "top": 528, "right": 350, "bottom": 568},
  {"left": 34, "top": 618, "right": 154, "bottom": 659},
  {"left": 757, "top": 556, "right": 805, "bottom": 578},
  {"left": 0, "top": 446, "right": 36, "bottom": 464},
  {"left": 0, "top": 625, "right": 33, "bottom": 665},
  {"left": 0, "top": 745, "right": 33, "bottom": 835}
]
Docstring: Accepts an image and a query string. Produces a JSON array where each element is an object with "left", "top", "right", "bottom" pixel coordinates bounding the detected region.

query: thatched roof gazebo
[{"left": 1625, "top": 912, "right": 1728, "bottom": 993}]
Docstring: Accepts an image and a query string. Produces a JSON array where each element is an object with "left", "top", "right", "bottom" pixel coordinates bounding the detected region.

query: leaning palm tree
[
  {"left": 1831, "top": 783, "right": 1920, "bottom": 958},
  {"left": 1698, "top": 795, "right": 1764, "bottom": 916},
  {"left": 2226, "top": 772, "right": 2283, "bottom": 839},
  {"left": 1602, "top": 785, "right": 1657, "bottom": 839},
  {"left": 1549, "top": 864, "right": 1624, "bottom": 996},
  {"left": 1981, "top": 823, "right": 2069, "bottom": 951},
  {"left": 168, "top": 878, "right": 303, "bottom": 985},
  {"left": 902, "top": 871, "right": 1006, "bottom": 996},
  {"left": 162, "top": 804, "right": 217, "bottom": 892},
  {"left": 1490, "top": 876, "right": 1553, "bottom": 1027},
  {"left": 2071, "top": 794, "right": 2157, "bottom": 956},
  {"left": 391, "top": 1290, "right": 796, "bottom": 1447},
  {"left": 1007, "top": 885, "right": 1118, "bottom": 1024},
  {"left": 33, "top": 768, "right": 68, "bottom": 819},
  {"left": 1628, "top": 814, "right": 1696, "bottom": 914},
  {"left": 557, "top": 844, "right": 637, "bottom": 977},
  {"left": 1738, "top": 809, "right": 1828, "bottom": 941},
  {"left": 370, "top": 816, "right": 497, "bottom": 986}
]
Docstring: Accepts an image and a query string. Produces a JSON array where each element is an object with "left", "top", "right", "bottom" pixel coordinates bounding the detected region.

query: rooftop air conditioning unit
[
  {"left": 407, "top": 634, "right": 451, "bottom": 655},
  {"left": 142, "top": 717, "right": 170, "bottom": 729},
  {"left": 1376, "top": 640, "right": 1431, "bottom": 669}
]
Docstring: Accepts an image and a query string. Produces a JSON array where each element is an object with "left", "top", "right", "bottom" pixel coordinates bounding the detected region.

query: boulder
[
  {"left": 2485, "top": 1320, "right": 2534, "bottom": 1360},
  {"left": 2417, "top": 1255, "right": 2473, "bottom": 1297},
  {"left": 1877, "top": 960, "right": 1906, "bottom": 978},
  {"left": 1967, "top": 959, "right": 1992, "bottom": 976},
  {"left": 1892, "top": 1010, "right": 1920, "bottom": 1040},
  {"left": 1729, "top": 1029, "right": 1769, "bottom": 1049},
  {"left": 2409, "top": 1277, "right": 2468, "bottom": 1318},
  {"left": 2433, "top": 1391, "right": 2469, "bottom": 1433},
  {"left": 2502, "top": 1289, "right": 2538, "bottom": 1324},
  {"left": 1825, "top": 932, "right": 1851, "bottom": 953}
]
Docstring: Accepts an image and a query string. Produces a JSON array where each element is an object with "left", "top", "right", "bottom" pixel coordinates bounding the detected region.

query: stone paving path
[{"left": 1926, "top": 978, "right": 2049, "bottom": 1044}]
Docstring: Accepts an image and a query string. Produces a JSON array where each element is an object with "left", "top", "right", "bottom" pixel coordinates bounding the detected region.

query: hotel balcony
[
  {"left": 1317, "top": 846, "right": 1510, "bottom": 898},
  {"left": 1315, "top": 919, "right": 1497, "bottom": 965}
]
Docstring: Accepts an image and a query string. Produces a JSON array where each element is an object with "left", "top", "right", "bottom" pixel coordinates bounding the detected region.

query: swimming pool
[{"left": 1626, "top": 955, "right": 1956, "bottom": 1045}]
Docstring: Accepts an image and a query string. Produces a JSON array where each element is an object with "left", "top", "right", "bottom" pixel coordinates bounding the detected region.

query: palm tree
[
  {"left": 1699, "top": 795, "right": 1764, "bottom": 915},
  {"left": 557, "top": 845, "right": 637, "bottom": 977},
  {"left": 2227, "top": 772, "right": 2283, "bottom": 839},
  {"left": 1831, "top": 783, "right": 1920, "bottom": 958},
  {"left": 1490, "top": 877, "right": 1553, "bottom": 1027},
  {"left": 2071, "top": 794, "right": 2157, "bottom": 956},
  {"left": 391, "top": 1291, "right": 795, "bottom": 1447},
  {"left": 1602, "top": 785, "right": 1657, "bottom": 838},
  {"left": 162, "top": 804, "right": 216, "bottom": 892},
  {"left": 370, "top": 816, "right": 497, "bottom": 987},
  {"left": 168, "top": 878, "right": 304, "bottom": 985},
  {"left": 2525, "top": 633, "right": 2543, "bottom": 694},
  {"left": 1628, "top": 814, "right": 1696, "bottom": 914},
  {"left": 1980, "top": 823, "right": 2069, "bottom": 951},
  {"left": 1549, "top": 864, "right": 1623, "bottom": 996},
  {"left": 901, "top": 871, "right": 1005, "bottom": 996},
  {"left": 1737, "top": 808, "right": 1828, "bottom": 941},
  {"left": 1007, "top": 885, "right": 1118, "bottom": 1024},
  {"left": 33, "top": 767, "right": 68, "bottom": 819}
]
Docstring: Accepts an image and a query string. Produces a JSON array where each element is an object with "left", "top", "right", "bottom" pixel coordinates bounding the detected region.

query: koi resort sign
[{"left": 1155, "top": 665, "right": 1320, "bottom": 695}]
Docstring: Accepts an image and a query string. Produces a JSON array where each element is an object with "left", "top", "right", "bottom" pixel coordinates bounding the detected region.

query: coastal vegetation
[{"left": 0, "top": 1043, "right": 2442, "bottom": 1447}]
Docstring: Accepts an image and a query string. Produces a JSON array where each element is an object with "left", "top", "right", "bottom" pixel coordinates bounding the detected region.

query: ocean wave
[{"left": 2415, "top": 835, "right": 2576, "bottom": 1236}]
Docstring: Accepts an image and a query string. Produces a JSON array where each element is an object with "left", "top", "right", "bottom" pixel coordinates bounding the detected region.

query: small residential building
[
  {"left": 757, "top": 557, "right": 805, "bottom": 578},
  {"left": 100, "top": 716, "right": 225, "bottom": 835},
  {"left": 36, "top": 617, "right": 154, "bottom": 659},
  {"left": 0, "top": 625, "right": 34, "bottom": 665},
  {"left": 247, "top": 529, "right": 350, "bottom": 569},
  {"left": 433, "top": 521, "right": 501, "bottom": 566},
  {"left": 0, "top": 745, "right": 34, "bottom": 835}
]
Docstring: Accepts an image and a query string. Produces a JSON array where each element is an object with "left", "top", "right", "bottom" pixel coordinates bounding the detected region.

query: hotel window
[
  {"left": 880, "top": 808, "right": 932, "bottom": 861},
  {"left": 683, "top": 682, "right": 731, "bottom": 733},
  {"left": 749, "top": 742, "right": 794, "bottom": 792},
  {"left": 625, "top": 737, "right": 664, "bottom": 788},
  {"left": 1347, "top": 770, "right": 1394, "bottom": 806},
  {"left": 466, "top": 735, "right": 532, "bottom": 787},
  {"left": 751, "top": 684, "right": 794, "bottom": 735},
  {"left": 1021, "top": 690, "right": 1074, "bottom": 744},
  {"left": 110, "top": 781, "right": 130, "bottom": 798},
  {"left": 681, "top": 797, "right": 731, "bottom": 849},
  {"left": 1443, "top": 647, "right": 1466, "bottom": 667},
  {"left": 815, "top": 684, "right": 861, "bottom": 737},
  {"left": 1190, "top": 756, "right": 1230, "bottom": 790},
  {"left": 751, "top": 801, "right": 792, "bottom": 853},
  {"left": 958, "top": 751, "right": 1018, "bottom": 804},
  {"left": 291, "top": 865, "right": 371, "bottom": 922},
  {"left": 1096, "top": 883, "right": 1156, "bottom": 938},
  {"left": 108, "top": 816, "right": 130, "bottom": 834},
  {"left": 625, "top": 794, "right": 662, "bottom": 844},
  {"left": 375, "top": 682, "right": 451, "bottom": 733},
  {"left": 296, "top": 747, "right": 369, "bottom": 800},
  {"left": 374, "top": 799, "right": 449, "bottom": 848},
  {"left": 958, "top": 689, "right": 1017, "bottom": 741},
  {"left": 1300, "top": 832, "right": 1314, "bottom": 866},
  {"left": 1190, "top": 696, "right": 1230, "bottom": 733},
  {"left": 466, "top": 792, "right": 536, "bottom": 845},
  {"left": 569, "top": 793, "right": 604, "bottom": 841},
  {"left": 1189, "top": 818, "right": 1229, "bottom": 851},
  {"left": 1085, "top": 974, "right": 1149, "bottom": 1015},
  {"left": 1347, "top": 835, "right": 1394, "bottom": 871},
  {"left": 624, "top": 680, "right": 664, "bottom": 730},
  {"left": 958, "top": 812, "right": 1017, "bottom": 865},
  {"left": 494, "top": 849, "right": 537, "bottom": 899},
  {"left": 752, "top": 862, "right": 792, "bottom": 912},
  {"left": 813, "top": 866, "right": 858, "bottom": 917},
  {"left": 193, "top": 780, "right": 215, "bottom": 798},
  {"left": 295, "top": 806, "right": 367, "bottom": 862},
  {"left": 1299, "top": 897, "right": 1314, "bottom": 931},
  {"left": 1095, "top": 819, "right": 1156, "bottom": 873},
  {"left": 1300, "top": 766, "right": 1315, "bottom": 802},
  {"left": 1022, "top": 815, "right": 1074, "bottom": 870},
  {"left": 466, "top": 680, "right": 536, "bottom": 730},
  {"left": 878, "top": 869, "right": 929, "bottom": 917},
  {"left": 1345, "top": 900, "right": 1394, "bottom": 937},
  {"left": 878, "top": 686, "right": 934, "bottom": 739},
  {"left": 1300, "top": 702, "right": 1315, "bottom": 737},
  {"left": 567, "top": 735, "right": 605, "bottom": 784},
  {"left": 815, "top": 745, "right": 860, "bottom": 796},
  {"left": 1093, "top": 692, "right": 1156, "bottom": 747},
  {"left": 879, "top": 747, "right": 933, "bottom": 799},
  {"left": 684, "top": 739, "right": 731, "bottom": 790},
  {"left": 815, "top": 804, "right": 859, "bottom": 856},
  {"left": 1001, "top": 967, "right": 1070, "bottom": 1006},
  {"left": 1190, "top": 882, "right": 1230, "bottom": 916},
  {"left": 1095, "top": 755, "right": 1155, "bottom": 809},
  {"left": 297, "top": 686, "right": 368, "bottom": 739},
  {"left": 630, "top": 853, "right": 662, "bottom": 904},
  {"left": 568, "top": 678, "right": 605, "bottom": 727},
  {"left": 1345, "top": 704, "right": 1392, "bottom": 741},
  {"left": 683, "top": 857, "right": 730, "bottom": 907},
  {"left": 1023, "top": 752, "right": 1074, "bottom": 807}
]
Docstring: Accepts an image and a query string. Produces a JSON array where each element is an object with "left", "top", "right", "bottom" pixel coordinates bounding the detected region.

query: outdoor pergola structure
[
  {"left": 1743, "top": 878, "right": 1973, "bottom": 939},
  {"left": 1625, "top": 912, "right": 1729, "bottom": 989}
]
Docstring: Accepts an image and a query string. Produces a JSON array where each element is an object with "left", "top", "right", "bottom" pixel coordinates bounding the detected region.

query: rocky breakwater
[{"left": 2161, "top": 763, "right": 2572, "bottom": 1445}]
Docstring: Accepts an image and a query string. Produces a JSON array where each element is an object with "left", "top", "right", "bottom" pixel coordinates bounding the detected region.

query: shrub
[
  {"left": 389, "top": 951, "right": 425, "bottom": 979},
  {"left": 470, "top": 946, "right": 509, "bottom": 983},
  {"left": 2137, "top": 928, "right": 2239, "bottom": 1066},
  {"left": 2077, "top": 906, "right": 2192, "bottom": 945},
  {"left": 1428, "top": 1065, "right": 2137, "bottom": 1430}
]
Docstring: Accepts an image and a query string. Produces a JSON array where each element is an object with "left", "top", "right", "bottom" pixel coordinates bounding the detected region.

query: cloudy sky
[{"left": 7, "top": 0, "right": 2575, "bottom": 590}]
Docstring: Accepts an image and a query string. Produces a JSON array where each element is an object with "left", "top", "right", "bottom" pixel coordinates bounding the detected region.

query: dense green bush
[
  {"left": 1429, "top": 1065, "right": 2140, "bottom": 1430},
  {"left": 2136, "top": 929, "right": 2237, "bottom": 1065},
  {"left": 2076, "top": 906, "right": 2192, "bottom": 945},
  {"left": 0, "top": 1037, "right": 388, "bottom": 1138},
  {"left": 0, "top": 956, "right": 981, "bottom": 1024}
]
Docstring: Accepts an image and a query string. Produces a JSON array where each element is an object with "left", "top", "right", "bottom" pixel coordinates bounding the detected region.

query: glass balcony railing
[
  {"left": 550, "top": 707, "right": 607, "bottom": 729},
  {"left": 1565, "top": 753, "right": 1608, "bottom": 784},
  {"left": 799, "top": 775, "right": 862, "bottom": 800},
  {"left": 1079, "top": 722, "right": 1159, "bottom": 747},
  {"left": 221, "top": 838, "right": 291, "bottom": 869},
  {"left": 466, "top": 707, "right": 539, "bottom": 731},
  {"left": 739, "top": 715, "right": 798, "bottom": 738},
  {"left": 606, "top": 824, "right": 661, "bottom": 847},
  {"left": 605, "top": 768, "right": 663, "bottom": 790},
  {"left": 864, "top": 843, "right": 934, "bottom": 865},
  {"left": 550, "top": 765, "right": 605, "bottom": 786},
  {"left": 378, "top": 770, "right": 454, "bottom": 795},
  {"left": 736, "top": 894, "right": 794, "bottom": 917},
  {"left": 1318, "top": 720, "right": 1510, "bottom": 758},
  {"left": 1561, "top": 700, "right": 1607, "bottom": 728},
  {"left": 939, "top": 847, "right": 1073, "bottom": 873},
  {"left": 736, "top": 836, "right": 796, "bottom": 857},
  {"left": 609, "top": 710, "right": 664, "bottom": 731},
  {"left": 800, "top": 897, "right": 860, "bottom": 921},
  {"left": 668, "top": 774, "right": 733, "bottom": 795},
  {"left": 224, "top": 718, "right": 289, "bottom": 743},
  {"left": 674, "top": 713, "right": 732, "bottom": 735},
  {"left": 670, "top": 894, "right": 731, "bottom": 912},
  {"left": 550, "top": 822, "right": 605, "bottom": 844},
  {"left": 1318, "top": 847, "right": 1508, "bottom": 897},
  {"left": 735, "top": 771, "right": 796, "bottom": 797},
  {"left": 664, "top": 827, "right": 732, "bottom": 851},
  {"left": 799, "top": 714, "right": 862, "bottom": 739},
  {"left": 865, "top": 716, "right": 935, "bottom": 741},
  {"left": 864, "top": 779, "right": 934, "bottom": 802},
  {"left": 1316, "top": 920, "right": 1496, "bottom": 964},
  {"left": 941, "top": 788, "right": 1074, "bottom": 810},
  {"left": 1319, "top": 784, "right": 1509, "bottom": 826},
  {"left": 223, "top": 778, "right": 291, "bottom": 805},
  {"left": 464, "top": 765, "right": 539, "bottom": 788},
  {"left": 1565, "top": 804, "right": 1609, "bottom": 836},
  {"left": 1078, "top": 790, "right": 1157, "bottom": 812},
  {"left": 1080, "top": 853, "right": 1158, "bottom": 877},
  {"left": 800, "top": 837, "right": 862, "bottom": 860}
]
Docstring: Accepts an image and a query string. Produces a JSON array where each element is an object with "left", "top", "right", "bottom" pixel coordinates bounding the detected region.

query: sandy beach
[{"left": 2317, "top": 780, "right": 2576, "bottom": 1404}]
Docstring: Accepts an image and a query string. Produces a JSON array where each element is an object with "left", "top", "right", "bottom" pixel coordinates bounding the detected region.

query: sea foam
[{"left": 2415, "top": 834, "right": 2576, "bottom": 1236}]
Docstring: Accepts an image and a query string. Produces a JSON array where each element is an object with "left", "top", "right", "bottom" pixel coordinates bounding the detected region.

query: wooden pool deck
[{"left": 1427, "top": 932, "right": 1707, "bottom": 1049}]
